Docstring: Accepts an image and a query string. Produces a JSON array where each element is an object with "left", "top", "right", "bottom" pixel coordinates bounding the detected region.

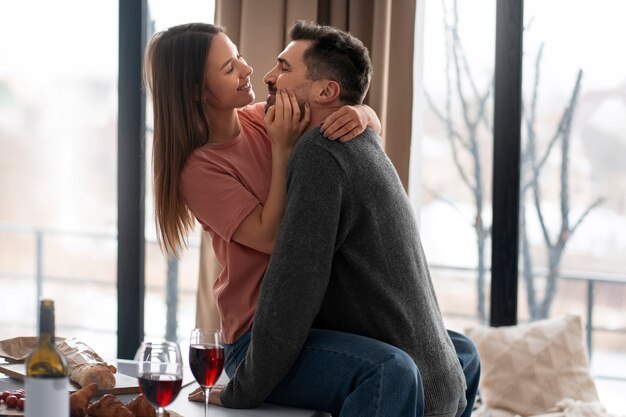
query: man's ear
[{"left": 313, "top": 80, "right": 341, "bottom": 104}]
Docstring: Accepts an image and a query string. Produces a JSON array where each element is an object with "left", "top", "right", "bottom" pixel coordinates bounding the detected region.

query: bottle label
[{"left": 24, "top": 377, "right": 69, "bottom": 417}]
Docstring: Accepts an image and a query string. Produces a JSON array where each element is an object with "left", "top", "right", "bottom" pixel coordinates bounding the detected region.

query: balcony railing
[{"left": 1, "top": 223, "right": 625, "bottom": 380}]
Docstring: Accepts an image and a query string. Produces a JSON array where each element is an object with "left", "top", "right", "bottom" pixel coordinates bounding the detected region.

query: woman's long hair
[{"left": 144, "top": 23, "right": 223, "bottom": 256}]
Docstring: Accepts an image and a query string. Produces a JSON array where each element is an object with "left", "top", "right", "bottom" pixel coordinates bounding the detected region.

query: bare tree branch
[
  {"left": 432, "top": 0, "right": 491, "bottom": 322},
  {"left": 424, "top": 91, "right": 472, "bottom": 151},
  {"left": 535, "top": 71, "right": 583, "bottom": 176},
  {"left": 522, "top": 44, "right": 543, "bottom": 194},
  {"left": 478, "top": 79, "right": 494, "bottom": 132},
  {"left": 529, "top": 43, "right": 544, "bottom": 131},
  {"left": 532, "top": 168, "right": 554, "bottom": 250},
  {"left": 527, "top": 44, "right": 554, "bottom": 250},
  {"left": 449, "top": 133, "right": 475, "bottom": 192},
  {"left": 450, "top": 0, "right": 481, "bottom": 100},
  {"left": 558, "top": 70, "right": 584, "bottom": 246},
  {"left": 570, "top": 197, "right": 605, "bottom": 236},
  {"left": 424, "top": 186, "right": 474, "bottom": 225},
  {"left": 520, "top": 203, "right": 538, "bottom": 318}
]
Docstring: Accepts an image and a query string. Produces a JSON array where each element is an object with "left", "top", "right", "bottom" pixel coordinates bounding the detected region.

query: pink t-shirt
[{"left": 180, "top": 102, "right": 272, "bottom": 343}]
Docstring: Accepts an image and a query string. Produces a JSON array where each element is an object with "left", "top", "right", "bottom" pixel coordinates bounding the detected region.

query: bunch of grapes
[{"left": 1, "top": 389, "right": 25, "bottom": 411}]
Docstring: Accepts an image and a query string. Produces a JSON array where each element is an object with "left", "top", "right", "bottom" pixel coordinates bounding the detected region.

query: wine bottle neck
[{"left": 39, "top": 300, "right": 56, "bottom": 343}]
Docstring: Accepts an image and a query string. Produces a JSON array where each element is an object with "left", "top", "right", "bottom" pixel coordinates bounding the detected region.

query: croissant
[
  {"left": 87, "top": 394, "right": 134, "bottom": 417},
  {"left": 126, "top": 394, "right": 169, "bottom": 417},
  {"left": 70, "top": 363, "right": 116, "bottom": 390},
  {"left": 69, "top": 383, "right": 98, "bottom": 417}
]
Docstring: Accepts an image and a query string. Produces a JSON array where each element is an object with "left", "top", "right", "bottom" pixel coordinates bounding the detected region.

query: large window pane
[
  {"left": 521, "top": 1, "right": 626, "bottom": 411},
  {"left": 0, "top": 1, "right": 118, "bottom": 359},
  {"left": 143, "top": 0, "right": 215, "bottom": 344},
  {"left": 412, "top": 0, "right": 496, "bottom": 332}
]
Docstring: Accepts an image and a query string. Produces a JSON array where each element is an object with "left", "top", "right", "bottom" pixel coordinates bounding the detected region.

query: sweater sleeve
[{"left": 220, "top": 139, "right": 346, "bottom": 408}]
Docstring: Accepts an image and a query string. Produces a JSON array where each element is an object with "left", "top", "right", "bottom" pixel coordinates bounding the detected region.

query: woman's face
[{"left": 203, "top": 32, "right": 254, "bottom": 110}]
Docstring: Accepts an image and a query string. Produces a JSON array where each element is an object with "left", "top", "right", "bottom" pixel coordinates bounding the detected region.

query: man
[{"left": 216, "top": 21, "right": 478, "bottom": 417}]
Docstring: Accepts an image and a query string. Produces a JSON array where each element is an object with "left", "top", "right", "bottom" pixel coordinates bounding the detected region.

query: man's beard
[
  {"left": 263, "top": 82, "right": 310, "bottom": 118},
  {"left": 264, "top": 82, "right": 278, "bottom": 114}
]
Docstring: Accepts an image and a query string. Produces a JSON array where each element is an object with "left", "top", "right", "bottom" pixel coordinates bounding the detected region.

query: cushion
[{"left": 465, "top": 314, "right": 599, "bottom": 416}]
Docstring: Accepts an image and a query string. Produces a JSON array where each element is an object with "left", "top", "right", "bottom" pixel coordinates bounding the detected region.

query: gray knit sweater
[{"left": 220, "top": 127, "right": 467, "bottom": 416}]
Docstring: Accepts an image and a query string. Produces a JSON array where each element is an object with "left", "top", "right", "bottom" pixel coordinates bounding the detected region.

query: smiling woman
[{"left": 144, "top": 19, "right": 381, "bottom": 350}]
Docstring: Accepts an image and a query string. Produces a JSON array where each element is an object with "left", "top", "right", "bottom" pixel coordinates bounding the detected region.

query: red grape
[
  {"left": 5, "top": 395, "right": 17, "bottom": 408},
  {"left": 0, "top": 390, "right": 11, "bottom": 402}
]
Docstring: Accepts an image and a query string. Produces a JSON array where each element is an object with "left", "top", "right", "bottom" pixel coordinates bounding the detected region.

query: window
[
  {"left": 0, "top": 0, "right": 217, "bottom": 360},
  {"left": 413, "top": 0, "right": 626, "bottom": 412},
  {"left": 0, "top": 1, "right": 119, "bottom": 359},
  {"left": 412, "top": 0, "right": 496, "bottom": 332},
  {"left": 143, "top": 0, "right": 216, "bottom": 343},
  {"left": 521, "top": 0, "right": 626, "bottom": 410}
]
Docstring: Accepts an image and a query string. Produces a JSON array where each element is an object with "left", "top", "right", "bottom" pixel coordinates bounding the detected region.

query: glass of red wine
[
  {"left": 189, "top": 328, "right": 224, "bottom": 417},
  {"left": 135, "top": 341, "right": 183, "bottom": 417}
]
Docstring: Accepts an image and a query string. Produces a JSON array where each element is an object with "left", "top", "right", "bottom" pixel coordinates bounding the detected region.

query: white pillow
[{"left": 465, "top": 314, "right": 599, "bottom": 416}]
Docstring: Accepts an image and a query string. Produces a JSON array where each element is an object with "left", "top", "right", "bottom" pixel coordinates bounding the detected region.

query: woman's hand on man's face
[{"left": 264, "top": 90, "right": 310, "bottom": 151}]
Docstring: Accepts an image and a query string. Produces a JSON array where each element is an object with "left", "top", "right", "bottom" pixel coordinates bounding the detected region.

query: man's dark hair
[{"left": 289, "top": 20, "right": 372, "bottom": 105}]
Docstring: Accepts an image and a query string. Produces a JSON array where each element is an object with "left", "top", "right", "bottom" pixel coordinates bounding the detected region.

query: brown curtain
[{"left": 196, "top": 0, "right": 417, "bottom": 329}]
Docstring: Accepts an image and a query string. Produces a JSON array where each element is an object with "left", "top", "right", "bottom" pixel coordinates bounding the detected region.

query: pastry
[
  {"left": 126, "top": 394, "right": 169, "bottom": 417},
  {"left": 69, "top": 383, "right": 97, "bottom": 417},
  {"left": 70, "top": 363, "right": 116, "bottom": 390},
  {"left": 87, "top": 394, "right": 134, "bottom": 417}
]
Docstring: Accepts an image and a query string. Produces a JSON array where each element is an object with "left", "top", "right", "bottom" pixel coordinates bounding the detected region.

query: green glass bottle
[{"left": 24, "top": 299, "right": 69, "bottom": 417}]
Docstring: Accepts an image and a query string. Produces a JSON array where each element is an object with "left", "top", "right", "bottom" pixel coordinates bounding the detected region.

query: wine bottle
[{"left": 25, "top": 299, "right": 69, "bottom": 417}]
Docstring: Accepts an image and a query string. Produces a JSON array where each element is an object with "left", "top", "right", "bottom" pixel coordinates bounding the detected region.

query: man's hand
[
  {"left": 188, "top": 385, "right": 225, "bottom": 407},
  {"left": 321, "top": 104, "right": 381, "bottom": 142},
  {"left": 209, "top": 386, "right": 224, "bottom": 406}
]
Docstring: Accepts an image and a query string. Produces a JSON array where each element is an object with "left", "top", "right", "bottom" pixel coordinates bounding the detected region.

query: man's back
[
  {"left": 284, "top": 127, "right": 467, "bottom": 416},
  {"left": 222, "top": 127, "right": 467, "bottom": 417}
]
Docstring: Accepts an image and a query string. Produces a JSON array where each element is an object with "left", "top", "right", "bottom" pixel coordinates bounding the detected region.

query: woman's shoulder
[{"left": 180, "top": 147, "right": 209, "bottom": 180}]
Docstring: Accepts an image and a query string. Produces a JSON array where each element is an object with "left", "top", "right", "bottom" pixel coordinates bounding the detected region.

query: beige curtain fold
[
  {"left": 195, "top": 230, "right": 223, "bottom": 329},
  {"left": 196, "top": 0, "right": 417, "bottom": 329}
]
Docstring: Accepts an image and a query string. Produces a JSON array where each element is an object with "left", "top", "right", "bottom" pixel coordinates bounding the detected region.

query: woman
[{"left": 144, "top": 22, "right": 380, "bottom": 348}]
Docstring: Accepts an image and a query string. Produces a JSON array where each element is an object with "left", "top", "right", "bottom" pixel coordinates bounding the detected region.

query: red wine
[
  {"left": 138, "top": 373, "right": 182, "bottom": 407},
  {"left": 189, "top": 344, "right": 224, "bottom": 387}
]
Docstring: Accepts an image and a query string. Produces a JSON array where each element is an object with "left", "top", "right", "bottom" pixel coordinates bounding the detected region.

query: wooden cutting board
[
  {"left": 0, "top": 363, "right": 140, "bottom": 395},
  {"left": 0, "top": 403, "right": 22, "bottom": 416}
]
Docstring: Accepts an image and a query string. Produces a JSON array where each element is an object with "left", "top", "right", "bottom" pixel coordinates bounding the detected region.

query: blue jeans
[
  {"left": 224, "top": 328, "right": 480, "bottom": 416},
  {"left": 225, "top": 328, "right": 423, "bottom": 416},
  {"left": 447, "top": 330, "right": 481, "bottom": 417}
]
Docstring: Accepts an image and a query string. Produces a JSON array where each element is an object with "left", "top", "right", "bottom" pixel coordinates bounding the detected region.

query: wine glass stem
[
  {"left": 204, "top": 386, "right": 211, "bottom": 417},
  {"left": 157, "top": 406, "right": 165, "bottom": 417}
]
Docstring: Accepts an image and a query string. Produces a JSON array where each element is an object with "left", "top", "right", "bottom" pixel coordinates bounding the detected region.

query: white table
[
  {"left": 159, "top": 381, "right": 328, "bottom": 417},
  {"left": 0, "top": 361, "right": 328, "bottom": 417},
  {"left": 117, "top": 360, "right": 329, "bottom": 417}
]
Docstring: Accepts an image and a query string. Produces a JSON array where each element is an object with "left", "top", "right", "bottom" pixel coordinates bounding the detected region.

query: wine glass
[
  {"left": 135, "top": 341, "right": 183, "bottom": 417},
  {"left": 189, "top": 329, "right": 225, "bottom": 417}
]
